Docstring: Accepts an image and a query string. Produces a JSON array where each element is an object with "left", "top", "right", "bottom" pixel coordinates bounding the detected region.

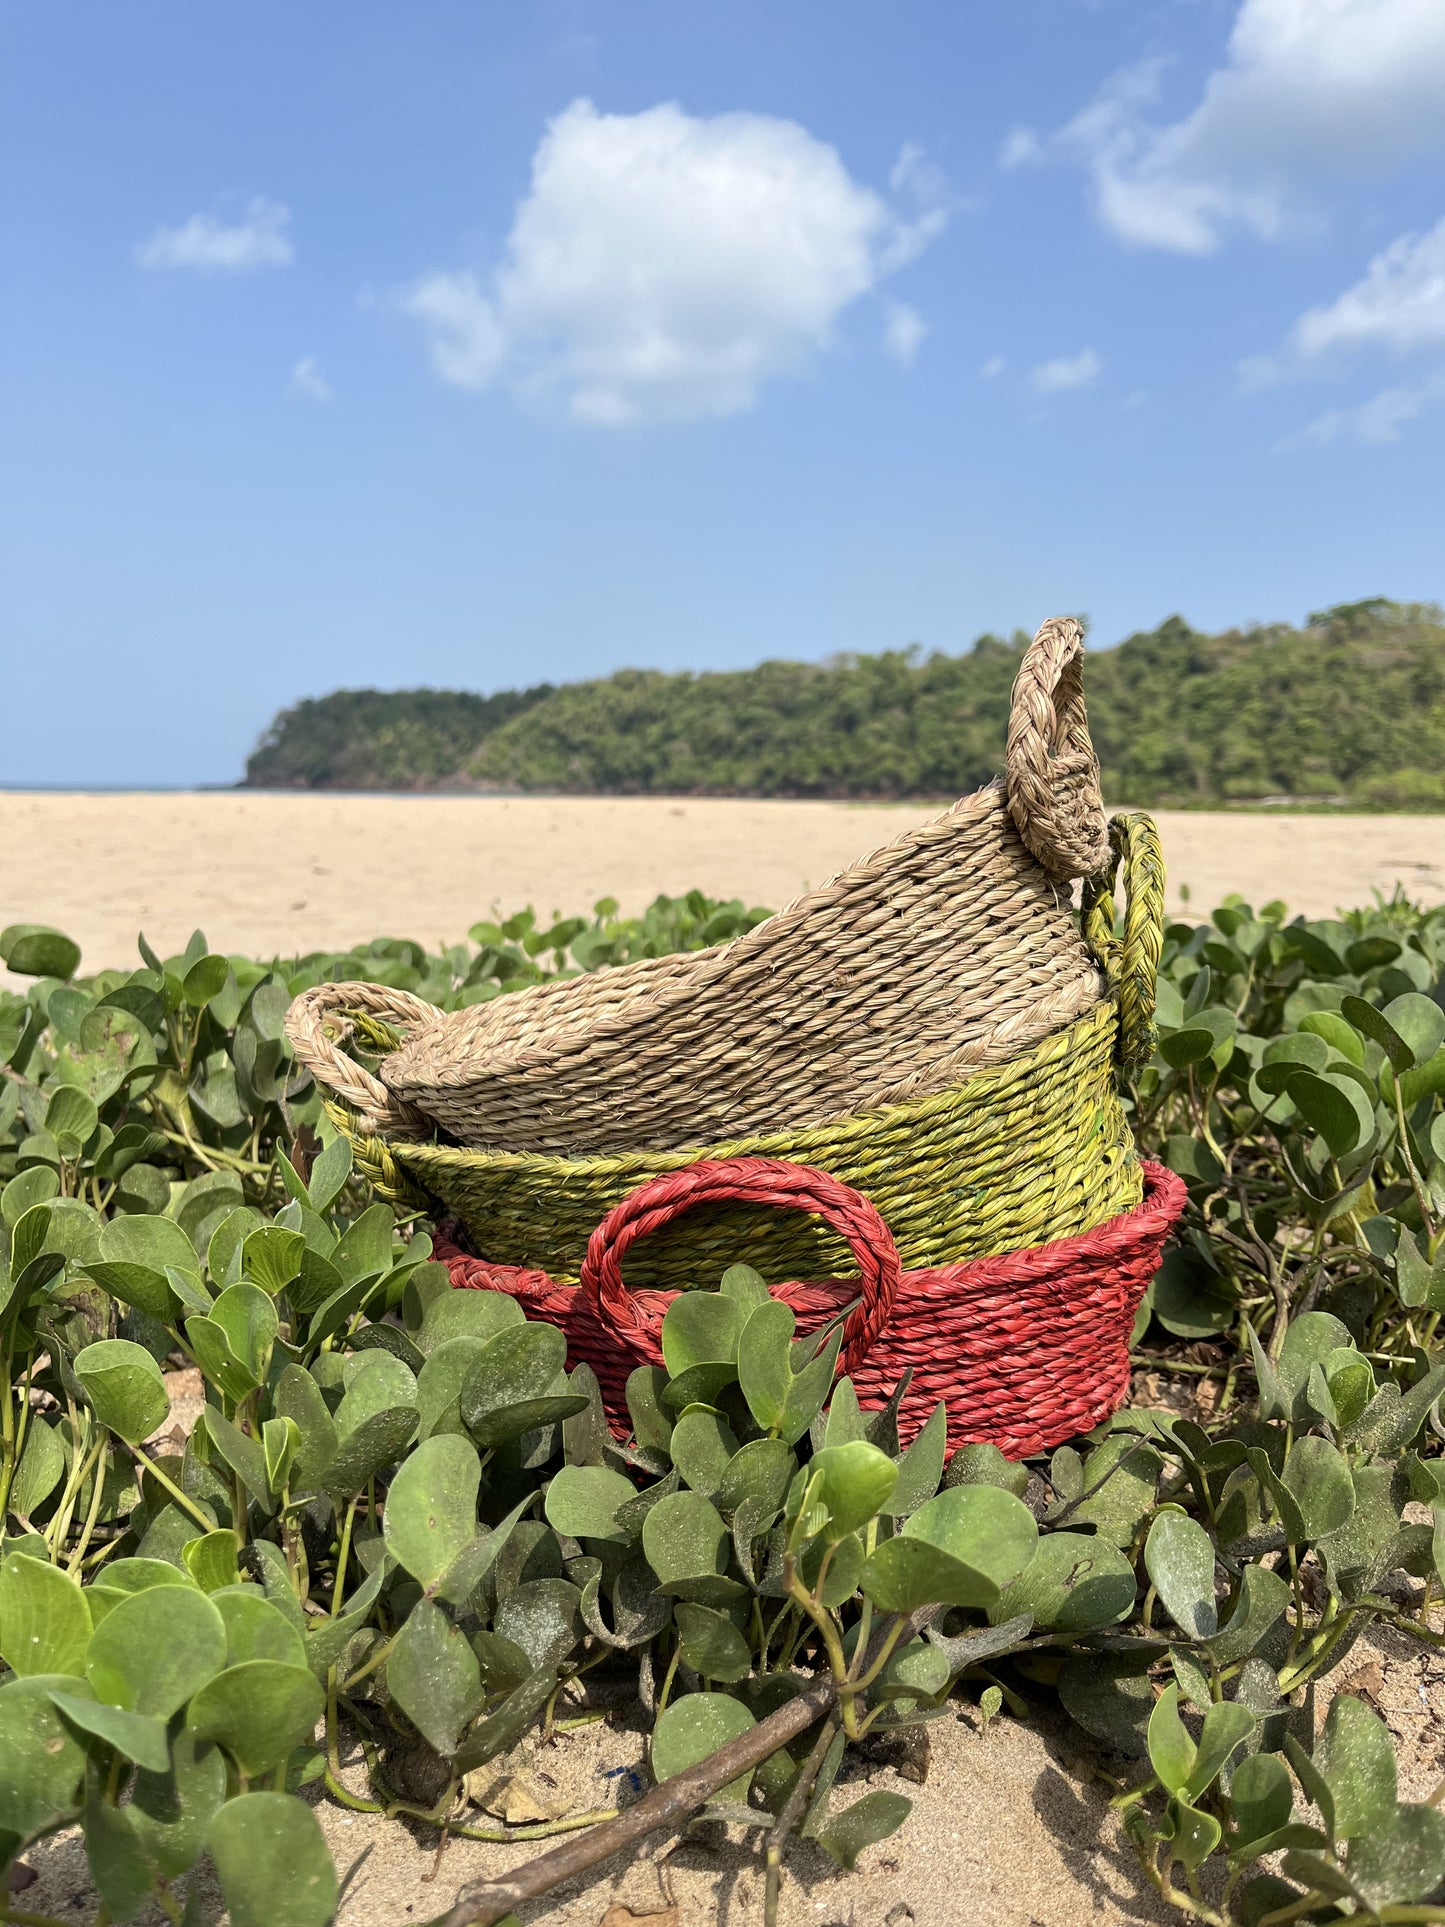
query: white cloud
[
  {"left": 1241, "top": 218, "right": 1445, "bottom": 425},
  {"left": 1059, "top": 0, "right": 1445, "bottom": 253},
  {"left": 399, "top": 99, "right": 945, "bottom": 424},
  {"left": 1031, "top": 348, "right": 1101, "bottom": 394},
  {"left": 1290, "top": 219, "right": 1445, "bottom": 360},
  {"left": 998, "top": 126, "right": 1043, "bottom": 171},
  {"left": 1302, "top": 369, "right": 1445, "bottom": 442},
  {"left": 979, "top": 354, "right": 1006, "bottom": 380},
  {"left": 882, "top": 301, "right": 926, "bottom": 368},
  {"left": 134, "top": 198, "right": 293, "bottom": 273},
  {"left": 288, "top": 357, "right": 333, "bottom": 403}
]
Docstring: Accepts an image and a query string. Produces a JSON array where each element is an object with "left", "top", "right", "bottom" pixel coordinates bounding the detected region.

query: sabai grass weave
[{"left": 330, "top": 994, "right": 1143, "bottom": 1291}]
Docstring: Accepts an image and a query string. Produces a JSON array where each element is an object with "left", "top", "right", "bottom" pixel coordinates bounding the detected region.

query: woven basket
[
  {"left": 301, "top": 813, "right": 1163, "bottom": 1292},
  {"left": 437, "top": 1156, "right": 1188, "bottom": 1459},
  {"left": 287, "top": 617, "right": 1115, "bottom": 1156}
]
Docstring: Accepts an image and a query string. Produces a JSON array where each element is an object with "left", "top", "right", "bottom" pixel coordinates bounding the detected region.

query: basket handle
[
  {"left": 1006, "top": 616, "right": 1110, "bottom": 880},
  {"left": 577, "top": 1156, "right": 902, "bottom": 1375},
  {"left": 1081, "top": 813, "right": 1165, "bottom": 1079},
  {"left": 284, "top": 981, "right": 442, "bottom": 1134}
]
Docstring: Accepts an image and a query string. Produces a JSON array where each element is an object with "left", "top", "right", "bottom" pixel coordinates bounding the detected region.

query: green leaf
[
  {"left": 1285, "top": 1068, "right": 1374, "bottom": 1156},
  {"left": 48, "top": 1689, "right": 169, "bottom": 1773},
  {"left": 641, "top": 1490, "right": 741, "bottom": 1604},
  {"left": 1069, "top": 1435, "right": 1162, "bottom": 1546},
  {"left": 946, "top": 1441, "right": 1029, "bottom": 1497},
  {"left": 669, "top": 1409, "right": 741, "bottom": 1503},
  {"left": 263, "top": 1416, "right": 301, "bottom": 1497},
  {"left": 673, "top": 1602, "right": 751, "bottom": 1683},
  {"left": 449, "top": 1664, "right": 557, "bottom": 1776},
  {"left": 385, "top": 1598, "right": 483, "bottom": 1754},
  {"left": 306, "top": 1135, "right": 353, "bottom": 1215},
  {"left": 183, "top": 1532, "right": 241, "bottom": 1593},
  {"left": 1148, "top": 1685, "right": 1196, "bottom": 1796},
  {"left": 1279, "top": 1436, "right": 1355, "bottom": 1541},
  {"left": 319, "top": 1406, "right": 419, "bottom": 1496},
  {"left": 6, "top": 1424, "right": 66, "bottom": 1520},
  {"left": 1203, "top": 1564, "right": 1291, "bottom": 1666},
  {"left": 240, "top": 1226, "right": 306, "bottom": 1296},
  {"left": 650, "top": 1692, "right": 757, "bottom": 1800},
  {"left": 808, "top": 1440, "right": 898, "bottom": 1539},
  {"left": 415, "top": 1336, "right": 492, "bottom": 1441},
  {"left": 1395, "top": 1227, "right": 1445, "bottom": 1311},
  {"left": 213, "top": 1591, "right": 307, "bottom": 1669},
  {"left": 1229, "top": 1752, "right": 1295, "bottom": 1854},
  {"left": 1144, "top": 1510, "right": 1218, "bottom": 1639},
  {"left": 661, "top": 1291, "right": 748, "bottom": 1378},
  {"left": 271, "top": 1364, "right": 339, "bottom": 1490},
  {"left": 86, "top": 1586, "right": 227, "bottom": 1718},
  {"left": 0, "top": 1552, "right": 92, "bottom": 1677},
  {"left": 735, "top": 1298, "right": 796, "bottom": 1432},
  {"left": 83, "top": 1785, "right": 154, "bottom": 1922},
  {"left": 715, "top": 1437, "right": 794, "bottom": 1524},
  {"left": 1170, "top": 1797, "right": 1223, "bottom": 1872},
  {"left": 1346, "top": 1802, "right": 1445, "bottom": 1913},
  {"left": 863, "top": 1486, "right": 1037, "bottom": 1612},
  {"left": 991, "top": 1530, "right": 1137, "bottom": 1633},
  {"left": 459, "top": 1322, "right": 585, "bottom": 1447},
  {"left": 1057, "top": 1653, "right": 1154, "bottom": 1758},
  {"left": 128, "top": 1726, "right": 227, "bottom": 1881},
  {"left": 382, "top": 1433, "right": 481, "bottom": 1585},
  {"left": 0, "top": 1674, "right": 87, "bottom": 1835},
  {"left": 814, "top": 1790, "right": 912, "bottom": 1870},
  {"left": 177, "top": 952, "right": 227, "bottom": 1008},
  {"left": 1186, "top": 1700, "right": 1256, "bottom": 1799},
  {"left": 417, "top": 1287, "right": 524, "bottom": 1353},
  {"left": 544, "top": 1465, "right": 638, "bottom": 1545},
  {"left": 188, "top": 1661, "right": 324, "bottom": 1778},
  {"left": 208, "top": 1792, "right": 339, "bottom": 1927},
  {"left": 198, "top": 1408, "right": 271, "bottom": 1508},
  {"left": 73, "top": 1338, "right": 170, "bottom": 1444},
  {"left": 1316, "top": 1692, "right": 1396, "bottom": 1839},
  {"left": 1, "top": 923, "right": 81, "bottom": 978}
]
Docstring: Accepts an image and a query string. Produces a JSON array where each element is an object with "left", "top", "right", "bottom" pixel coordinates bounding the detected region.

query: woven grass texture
[
  {"left": 343, "top": 994, "right": 1144, "bottom": 1290},
  {"left": 438, "top": 1157, "right": 1188, "bottom": 1459},
  {"left": 287, "top": 616, "right": 1115, "bottom": 1155}
]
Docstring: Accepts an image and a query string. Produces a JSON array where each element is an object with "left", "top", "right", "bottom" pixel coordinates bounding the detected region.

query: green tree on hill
[{"left": 242, "top": 600, "right": 1445, "bottom": 808}]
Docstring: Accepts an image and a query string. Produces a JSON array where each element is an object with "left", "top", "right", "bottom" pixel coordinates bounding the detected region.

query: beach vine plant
[{"left": 0, "top": 890, "right": 1442, "bottom": 1927}]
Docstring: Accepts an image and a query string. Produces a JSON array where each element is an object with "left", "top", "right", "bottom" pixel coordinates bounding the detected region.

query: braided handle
[
  {"left": 1081, "top": 813, "right": 1165, "bottom": 1079},
  {"left": 577, "top": 1156, "right": 903, "bottom": 1374},
  {"left": 1006, "top": 616, "right": 1110, "bottom": 880},
  {"left": 284, "top": 981, "right": 442, "bottom": 1134}
]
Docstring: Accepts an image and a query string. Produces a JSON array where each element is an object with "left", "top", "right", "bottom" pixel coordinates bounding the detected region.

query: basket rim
[{"left": 365, "top": 992, "right": 1121, "bottom": 1178}]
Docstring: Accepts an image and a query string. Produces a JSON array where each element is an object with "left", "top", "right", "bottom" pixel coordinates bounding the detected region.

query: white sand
[{"left": 2, "top": 792, "right": 1441, "bottom": 987}]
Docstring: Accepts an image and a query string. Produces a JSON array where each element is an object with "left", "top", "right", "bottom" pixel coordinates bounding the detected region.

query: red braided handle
[{"left": 577, "top": 1156, "right": 902, "bottom": 1373}]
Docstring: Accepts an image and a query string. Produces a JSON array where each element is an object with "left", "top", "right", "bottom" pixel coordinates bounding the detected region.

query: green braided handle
[{"left": 1082, "top": 812, "right": 1165, "bottom": 1081}]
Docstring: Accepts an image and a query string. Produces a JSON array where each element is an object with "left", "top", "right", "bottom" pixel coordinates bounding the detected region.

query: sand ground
[{"left": 2, "top": 791, "right": 1442, "bottom": 986}]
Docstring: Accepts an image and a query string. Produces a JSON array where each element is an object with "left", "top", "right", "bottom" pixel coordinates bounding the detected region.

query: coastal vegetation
[{"left": 245, "top": 599, "right": 1445, "bottom": 810}]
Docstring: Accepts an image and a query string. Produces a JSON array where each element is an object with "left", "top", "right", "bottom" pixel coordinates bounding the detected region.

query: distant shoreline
[{"left": 4, "top": 783, "right": 1443, "bottom": 816}]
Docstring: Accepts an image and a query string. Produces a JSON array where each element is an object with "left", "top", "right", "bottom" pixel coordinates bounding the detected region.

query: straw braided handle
[
  {"left": 1082, "top": 813, "right": 1165, "bottom": 1079},
  {"left": 284, "top": 981, "right": 441, "bottom": 1134},
  {"left": 578, "top": 1156, "right": 902, "bottom": 1374},
  {"left": 1006, "top": 616, "right": 1110, "bottom": 880}
]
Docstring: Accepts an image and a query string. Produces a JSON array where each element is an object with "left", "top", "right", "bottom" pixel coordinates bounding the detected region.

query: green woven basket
[{"left": 316, "top": 816, "right": 1163, "bottom": 1293}]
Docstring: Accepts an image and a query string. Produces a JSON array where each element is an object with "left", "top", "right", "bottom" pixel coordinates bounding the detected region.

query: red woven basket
[{"left": 436, "top": 1155, "right": 1186, "bottom": 1460}]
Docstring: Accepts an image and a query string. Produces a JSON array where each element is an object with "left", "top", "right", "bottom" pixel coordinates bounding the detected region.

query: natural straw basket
[
  {"left": 287, "top": 617, "right": 1115, "bottom": 1156},
  {"left": 298, "top": 812, "right": 1163, "bottom": 1292},
  {"left": 437, "top": 1156, "right": 1188, "bottom": 1458}
]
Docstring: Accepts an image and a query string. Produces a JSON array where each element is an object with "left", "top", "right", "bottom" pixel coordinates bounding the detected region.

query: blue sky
[{"left": 4, "top": 0, "right": 1443, "bottom": 785}]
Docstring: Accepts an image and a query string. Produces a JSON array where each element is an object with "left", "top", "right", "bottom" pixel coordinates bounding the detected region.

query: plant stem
[
  {"left": 127, "top": 1442, "right": 217, "bottom": 1535},
  {"left": 424, "top": 1677, "right": 838, "bottom": 1927},
  {"left": 765, "top": 1714, "right": 839, "bottom": 1927}
]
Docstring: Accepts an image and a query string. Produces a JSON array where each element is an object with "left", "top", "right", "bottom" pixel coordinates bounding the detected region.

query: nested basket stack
[{"left": 287, "top": 617, "right": 1185, "bottom": 1457}]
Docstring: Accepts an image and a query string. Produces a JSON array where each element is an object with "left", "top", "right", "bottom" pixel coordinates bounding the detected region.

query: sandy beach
[{"left": 2, "top": 790, "right": 1442, "bottom": 983}]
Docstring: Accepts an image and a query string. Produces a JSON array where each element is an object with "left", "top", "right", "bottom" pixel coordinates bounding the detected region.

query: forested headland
[{"left": 243, "top": 598, "right": 1445, "bottom": 808}]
